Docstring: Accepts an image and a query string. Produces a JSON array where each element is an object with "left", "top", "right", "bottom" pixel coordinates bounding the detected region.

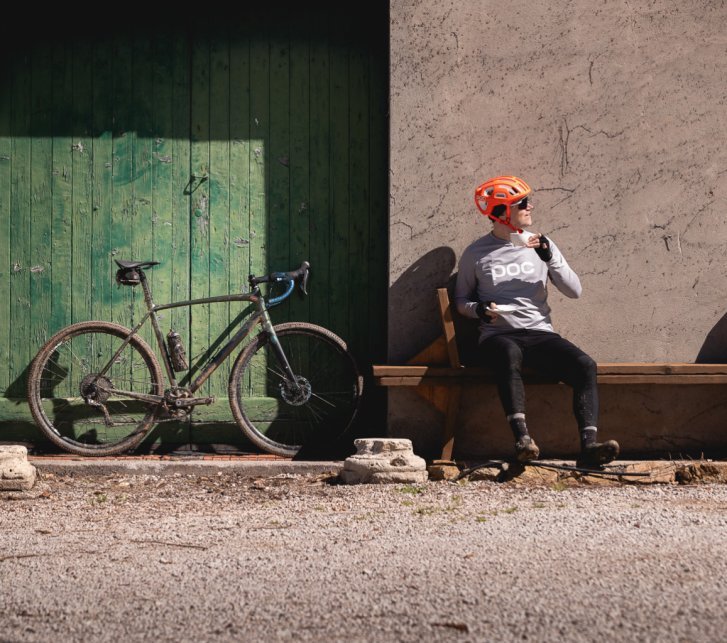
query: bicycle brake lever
[{"left": 299, "top": 261, "right": 310, "bottom": 295}]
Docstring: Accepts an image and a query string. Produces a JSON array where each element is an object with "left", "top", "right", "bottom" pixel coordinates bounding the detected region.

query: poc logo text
[{"left": 491, "top": 262, "right": 535, "bottom": 282}]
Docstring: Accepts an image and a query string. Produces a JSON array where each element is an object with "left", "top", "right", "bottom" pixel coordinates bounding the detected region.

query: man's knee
[
  {"left": 486, "top": 340, "right": 523, "bottom": 373},
  {"left": 575, "top": 353, "right": 597, "bottom": 381}
]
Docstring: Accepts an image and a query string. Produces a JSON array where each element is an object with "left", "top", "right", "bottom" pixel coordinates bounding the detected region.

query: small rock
[{"left": 0, "top": 445, "right": 37, "bottom": 491}]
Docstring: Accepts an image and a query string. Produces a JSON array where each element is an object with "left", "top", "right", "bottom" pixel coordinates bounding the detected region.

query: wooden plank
[
  {"left": 150, "top": 31, "right": 174, "bottom": 321},
  {"left": 347, "top": 44, "right": 370, "bottom": 362},
  {"left": 50, "top": 42, "right": 74, "bottom": 338},
  {"left": 0, "top": 54, "right": 12, "bottom": 393},
  {"left": 308, "top": 32, "right": 331, "bottom": 331},
  {"left": 367, "top": 34, "right": 388, "bottom": 367},
  {"left": 288, "top": 27, "right": 311, "bottom": 326},
  {"left": 91, "top": 39, "right": 114, "bottom": 325},
  {"left": 71, "top": 42, "right": 94, "bottom": 325},
  {"left": 597, "top": 363, "right": 727, "bottom": 374},
  {"left": 440, "top": 387, "right": 461, "bottom": 462},
  {"left": 597, "top": 375, "right": 727, "bottom": 385},
  {"left": 209, "top": 28, "right": 232, "bottom": 395},
  {"left": 133, "top": 33, "right": 155, "bottom": 350},
  {"left": 29, "top": 43, "right": 53, "bottom": 356},
  {"left": 9, "top": 52, "right": 32, "bottom": 393},
  {"left": 111, "top": 37, "right": 135, "bottom": 327},
  {"left": 437, "top": 288, "right": 461, "bottom": 368},
  {"left": 229, "top": 27, "right": 251, "bottom": 306},
  {"left": 374, "top": 362, "right": 727, "bottom": 376},
  {"left": 190, "top": 25, "right": 212, "bottom": 383},
  {"left": 328, "top": 39, "right": 350, "bottom": 342},
  {"left": 170, "top": 33, "right": 191, "bottom": 351},
  {"left": 248, "top": 35, "right": 269, "bottom": 307},
  {"left": 268, "top": 28, "right": 291, "bottom": 325},
  {"left": 375, "top": 373, "right": 727, "bottom": 386}
]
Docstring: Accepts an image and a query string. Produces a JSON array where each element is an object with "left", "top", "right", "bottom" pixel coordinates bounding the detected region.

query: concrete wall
[{"left": 388, "top": 0, "right": 727, "bottom": 458}]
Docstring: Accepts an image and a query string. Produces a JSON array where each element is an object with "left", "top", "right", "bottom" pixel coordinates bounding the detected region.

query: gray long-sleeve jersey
[{"left": 455, "top": 232, "right": 582, "bottom": 342}]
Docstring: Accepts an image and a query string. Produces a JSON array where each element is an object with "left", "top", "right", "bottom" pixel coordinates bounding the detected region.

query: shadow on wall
[
  {"left": 388, "top": 247, "right": 457, "bottom": 363},
  {"left": 696, "top": 311, "right": 727, "bottom": 363}
]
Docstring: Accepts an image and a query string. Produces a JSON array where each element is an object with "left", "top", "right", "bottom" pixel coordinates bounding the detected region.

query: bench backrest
[{"left": 438, "top": 287, "right": 481, "bottom": 368}]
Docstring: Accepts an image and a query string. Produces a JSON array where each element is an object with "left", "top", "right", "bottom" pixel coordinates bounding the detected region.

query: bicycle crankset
[{"left": 162, "top": 387, "right": 215, "bottom": 418}]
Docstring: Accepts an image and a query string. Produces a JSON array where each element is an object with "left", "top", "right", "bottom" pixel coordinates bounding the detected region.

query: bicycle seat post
[{"left": 138, "top": 269, "right": 156, "bottom": 313}]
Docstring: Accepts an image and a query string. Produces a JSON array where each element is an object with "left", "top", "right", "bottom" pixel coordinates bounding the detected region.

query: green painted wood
[
  {"left": 368, "top": 46, "right": 389, "bottom": 364},
  {"left": 228, "top": 28, "right": 254, "bottom": 401},
  {"left": 248, "top": 35, "right": 269, "bottom": 298},
  {"left": 91, "top": 40, "right": 115, "bottom": 326},
  {"left": 2, "top": 11, "right": 388, "bottom": 449},
  {"left": 289, "top": 33, "right": 311, "bottom": 327},
  {"left": 208, "top": 29, "right": 232, "bottom": 396},
  {"left": 111, "top": 38, "right": 135, "bottom": 328},
  {"left": 72, "top": 42, "right": 94, "bottom": 327},
  {"left": 348, "top": 46, "right": 370, "bottom": 362},
  {"left": 29, "top": 44, "right": 53, "bottom": 357},
  {"left": 9, "top": 52, "right": 32, "bottom": 394},
  {"left": 133, "top": 36, "right": 156, "bottom": 266},
  {"left": 190, "top": 26, "right": 212, "bottom": 388},
  {"left": 132, "top": 35, "right": 156, "bottom": 350},
  {"left": 0, "top": 60, "right": 11, "bottom": 394},
  {"left": 328, "top": 41, "right": 350, "bottom": 344},
  {"left": 268, "top": 32, "right": 291, "bottom": 326},
  {"left": 150, "top": 30, "right": 176, "bottom": 367},
  {"left": 50, "top": 43, "right": 74, "bottom": 340},
  {"left": 229, "top": 30, "right": 252, "bottom": 313},
  {"left": 308, "top": 36, "right": 331, "bottom": 332},
  {"left": 170, "top": 35, "right": 191, "bottom": 352}
]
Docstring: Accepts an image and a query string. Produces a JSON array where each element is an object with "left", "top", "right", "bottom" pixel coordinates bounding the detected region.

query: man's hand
[
  {"left": 476, "top": 301, "right": 499, "bottom": 323},
  {"left": 526, "top": 233, "right": 553, "bottom": 262}
]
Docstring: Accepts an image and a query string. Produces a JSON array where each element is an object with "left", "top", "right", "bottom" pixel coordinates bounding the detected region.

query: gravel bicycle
[{"left": 27, "top": 259, "right": 363, "bottom": 457}]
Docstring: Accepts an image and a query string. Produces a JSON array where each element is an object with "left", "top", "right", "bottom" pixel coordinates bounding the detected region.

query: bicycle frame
[{"left": 98, "top": 270, "right": 295, "bottom": 403}]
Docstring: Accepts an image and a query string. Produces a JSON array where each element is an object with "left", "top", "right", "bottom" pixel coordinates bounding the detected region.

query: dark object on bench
[{"left": 373, "top": 288, "right": 727, "bottom": 463}]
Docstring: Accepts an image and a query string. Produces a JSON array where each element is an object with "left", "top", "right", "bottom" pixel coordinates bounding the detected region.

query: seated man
[{"left": 455, "top": 175, "right": 619, "bottom": 465}]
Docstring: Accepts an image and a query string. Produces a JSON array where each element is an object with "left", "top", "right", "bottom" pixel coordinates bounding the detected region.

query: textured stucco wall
[{"left": 388, "top": 0, "right": 727, "bottom": 457}]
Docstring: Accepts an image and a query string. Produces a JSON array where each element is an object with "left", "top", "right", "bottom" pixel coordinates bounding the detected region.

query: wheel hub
[
  {"left": 279, "top": 376, "right": 312, "bottom": 406},
  {"left": 80, "top": 373, "right": 112, "bottom": 404}
]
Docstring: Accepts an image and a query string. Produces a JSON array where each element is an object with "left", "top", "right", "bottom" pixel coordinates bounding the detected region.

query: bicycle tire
[
  {"left": 228, "top": 322, "right": 363, "bottom": 457},
  {"left": 27, "top": 321, "right": 164, "bottom": 456}
]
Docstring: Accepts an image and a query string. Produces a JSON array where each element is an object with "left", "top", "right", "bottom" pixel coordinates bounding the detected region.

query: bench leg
[{"left": 439, "top": 386, "right": 462, "bottom": 462}]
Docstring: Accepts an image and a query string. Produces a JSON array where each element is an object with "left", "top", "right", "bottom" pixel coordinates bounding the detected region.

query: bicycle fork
[{"left": 261, "top": 309, "right": 298, "bottom": 383}]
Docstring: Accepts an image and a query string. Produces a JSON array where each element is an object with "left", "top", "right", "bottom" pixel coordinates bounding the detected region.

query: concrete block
[
  {"left": 340, "top": 438, "right": 428, "bottom": 484},
  {"left": 0, "top": 445, "right": 37, "bottom": 491}
]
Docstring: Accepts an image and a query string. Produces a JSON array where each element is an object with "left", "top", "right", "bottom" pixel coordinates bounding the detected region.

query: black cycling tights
[{"left": 478, "top": 330, "right": 599, "bottom": 429}]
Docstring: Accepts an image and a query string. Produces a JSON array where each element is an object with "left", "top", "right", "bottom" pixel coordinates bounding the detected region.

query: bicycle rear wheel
[
  {"left": 228, "top": 322, "right": 363, "bottom": 457},
  {"left": 27, "top": 321, "right": 164, "bottom": 456}
]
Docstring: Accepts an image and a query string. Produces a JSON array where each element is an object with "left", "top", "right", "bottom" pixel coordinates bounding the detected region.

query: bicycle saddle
[{"left": 114, "top": 259, "right": 160, "bottom": 269}]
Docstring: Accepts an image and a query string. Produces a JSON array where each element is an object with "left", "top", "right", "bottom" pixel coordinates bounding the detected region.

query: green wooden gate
[{"left": 0, "top": 9, "right": 388, "bottom": 449}]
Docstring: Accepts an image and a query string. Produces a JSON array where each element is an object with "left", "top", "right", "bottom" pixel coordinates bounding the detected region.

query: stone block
[
  {"left": 0, "top": 445, "right": 37, "bottom": 491},
  {"left": 340, "top": 438, "right": 428, "bottom": 484}
]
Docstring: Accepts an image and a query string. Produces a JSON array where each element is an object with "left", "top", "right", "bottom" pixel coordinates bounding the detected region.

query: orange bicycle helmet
[{"left": 474, "top": 176, "right": 532, "bottom": 232}]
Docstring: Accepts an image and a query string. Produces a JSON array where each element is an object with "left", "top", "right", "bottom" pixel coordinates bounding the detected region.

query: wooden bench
[{"left": 373, "top": 288, "right": 727, "bottom": 462}]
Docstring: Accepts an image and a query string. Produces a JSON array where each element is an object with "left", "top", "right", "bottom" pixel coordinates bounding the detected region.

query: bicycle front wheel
[
  {"left": 27, "top": 321, "right": 165, "bottom": 456},
  {"left": 229, "top": 322, "right": 363, "bottom": 457}
]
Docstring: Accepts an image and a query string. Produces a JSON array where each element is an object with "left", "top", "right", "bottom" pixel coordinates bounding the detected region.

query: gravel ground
[{"left": 1, "top": 472, "right": 726, "bottom": 642}]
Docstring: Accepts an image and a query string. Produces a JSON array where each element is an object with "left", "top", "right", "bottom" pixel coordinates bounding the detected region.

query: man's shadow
[
  {"left": 696, "top": 311, "right": 727, "bottom": 362},
  {"left": 388, "top": 247, "right": 458, "bottom": 363}
]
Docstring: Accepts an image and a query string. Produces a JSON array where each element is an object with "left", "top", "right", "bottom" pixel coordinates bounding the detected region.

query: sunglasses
[{"left": 516, "top": 197, "right": 530, "bottom": 210}]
